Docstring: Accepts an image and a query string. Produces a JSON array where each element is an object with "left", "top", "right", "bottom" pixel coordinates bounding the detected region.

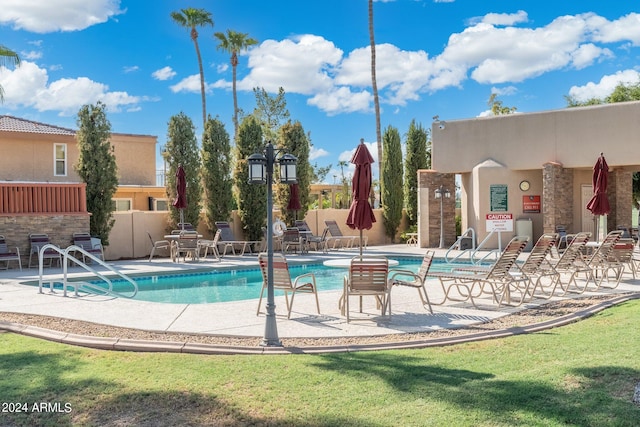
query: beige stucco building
[{"left": 421, "top": 101, "right": 640, "bottom": 249}]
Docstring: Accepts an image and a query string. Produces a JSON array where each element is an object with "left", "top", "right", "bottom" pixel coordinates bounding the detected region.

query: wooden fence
[{"left": 0, "top": 183, "right": 87, "bottom": 214}]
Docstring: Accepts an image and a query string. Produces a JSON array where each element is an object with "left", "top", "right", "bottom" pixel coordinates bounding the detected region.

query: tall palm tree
[
  {"left": 368, "top": 0, "right": 382, "bottom": 202},
  {"left": 0, "top": 45, "right": 20, "bottom": 103},
  {"left": 170, "top": 8, "right": 214, "bottom": 128},
  {"left": 214, "top": 29, "right": 258, "bottom": 141}
]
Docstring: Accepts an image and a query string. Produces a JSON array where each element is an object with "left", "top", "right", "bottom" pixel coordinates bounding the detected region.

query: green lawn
[{"left": 1, "top": 300, "right": 639, "bottom": 426}]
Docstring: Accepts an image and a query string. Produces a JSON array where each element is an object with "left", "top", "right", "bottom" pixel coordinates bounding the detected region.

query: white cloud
[
  {"left": 0, "top": 60, "right": 142, "bottom": 115},
  {"left": 123, "top": 65, "right": 139, "bottom": 73},
  {"left": 309, "top": 146, "right": 329, "bottom": 161},
  {"left": 170, "top": 74, "right": 205, "bottom": 93},
  {"left": 228, "top": 12, "right": 640, "bottom": 116},
  {"left": 0, "top": 0, "right": 125, "bottom": 33},
  {"left": 239, "top": 34, "right": 343, "bottom": 95},
  {"left": 568, "top": 69, "right": 640, "bottom": 101},
  {"left": 152, "top": 66, "right": 176, "bottom": 81},
  {"left": 20, "top": 50, "right": 42, "bottom": 60}
]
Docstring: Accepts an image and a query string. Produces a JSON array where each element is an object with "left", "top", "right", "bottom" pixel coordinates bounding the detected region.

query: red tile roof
[{"left": 0, "top": 115, "right": 76, "bottom": 136}]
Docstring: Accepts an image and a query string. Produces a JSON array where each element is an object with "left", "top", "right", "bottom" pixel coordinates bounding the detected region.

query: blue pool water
[{"left": 94, "top": 258, "right": 475, "bottom": 304}]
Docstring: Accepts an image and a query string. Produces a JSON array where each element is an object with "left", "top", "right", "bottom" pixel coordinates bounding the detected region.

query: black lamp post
[
  {"left": 434, "top": 185, "right": 451, "bottom": 249},
  {"left": 248, "top": 141, "right": 297, "bottom": 347}
]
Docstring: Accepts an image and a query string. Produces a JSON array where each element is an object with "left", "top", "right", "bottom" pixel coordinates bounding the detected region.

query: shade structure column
[{"left": 417, "top": 170, "right": 456, "bottom": 248}]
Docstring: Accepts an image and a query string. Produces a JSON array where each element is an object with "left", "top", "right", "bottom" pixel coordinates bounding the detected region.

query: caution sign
[{"left": 486, "top": 213, "right": 513, "bottom": 232}]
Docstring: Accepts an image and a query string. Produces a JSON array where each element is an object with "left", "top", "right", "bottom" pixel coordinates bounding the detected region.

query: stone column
[
  {"left": 417, "top": 170, "right": 456, "bottom": 248},
  {"left": 542, "top": 161, "right": 573, "bottom": 234},
  {"left": 610, "top": 168, "right": 633, "bottom": 232}
]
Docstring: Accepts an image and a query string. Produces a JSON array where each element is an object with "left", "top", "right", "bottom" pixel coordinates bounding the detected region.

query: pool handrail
[{"left": 38, "top": 244, "right": 138, "bottom": 298}]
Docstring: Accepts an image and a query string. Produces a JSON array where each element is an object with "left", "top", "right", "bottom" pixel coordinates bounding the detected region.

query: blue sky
[{"left": 1, "top": 0, "right": 640, "bottom": 183}]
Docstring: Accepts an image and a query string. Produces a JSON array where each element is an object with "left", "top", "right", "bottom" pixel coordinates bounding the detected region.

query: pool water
[{"left": 96, "top": 258, "right": 475, "bottom": 304}]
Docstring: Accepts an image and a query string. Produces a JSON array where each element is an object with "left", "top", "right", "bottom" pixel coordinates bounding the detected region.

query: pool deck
[{"left": 1, "top": 244, "right": 639, "bottom": 353}]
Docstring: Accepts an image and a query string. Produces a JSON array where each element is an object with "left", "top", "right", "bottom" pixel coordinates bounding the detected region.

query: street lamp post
[
  {"left": 248, "top": 141, "right": 297, "bottom": 347},
  {"left": 434, "top": 185, "right": 451, "bottom": 249}
]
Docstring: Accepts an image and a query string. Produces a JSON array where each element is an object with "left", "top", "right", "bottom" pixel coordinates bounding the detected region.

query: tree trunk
[{"left": 369, "top": 0, "right": 382, "bottom": 205}]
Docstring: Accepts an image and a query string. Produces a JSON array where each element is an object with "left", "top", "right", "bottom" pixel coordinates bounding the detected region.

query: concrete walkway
[{"left": 1, "top": 244, "right": 638, "bottom": 354}]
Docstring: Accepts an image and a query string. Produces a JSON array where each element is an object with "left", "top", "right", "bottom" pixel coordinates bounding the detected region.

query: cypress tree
[
  {"left": 404, "top": 119, "right": 429, "bottom": 226},
  {"left": 75, "top": 101, "right": 118, "bottom": 246},
  {"left": 165, "top": 113, "right": 202, "bottom": 228},
  {"left": 275, "top": 121, "right": 311, "bottom": 226},
  {"left": 202, "top": 116, "right": 233, "bottom": 235},
  {"left": 234, "top": 115, "right": 266, "bottom": 240},
  {"left": 381, "top": 125, "right": 403, "bottom": 242}
]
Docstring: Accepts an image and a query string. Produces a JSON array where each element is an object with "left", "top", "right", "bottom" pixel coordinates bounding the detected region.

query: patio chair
[
  {"left": 198, "top": 230, "right": 221, "bottom": 260},
  {"left": 281, "top": 227, "right": 305, "bottom": 254},
  {"left": 342, "top": 256, "right": 391, "bottom": 322},
  {"left": 256, "top": 252, "right": 320, "bottom": 319},
  {"left": 28, "top": 233, "right": 62, "bottom": 268},
  {"left": 174, "top": 230, "right": 200, "bottom": 262},
  {"left": 177, "top": 222, "right": 195, "bottom": 231},
  {"left": 0, "top": 235, "right": 22, "bottom": 271},
  {"left": 324, "top": 219, "right": 357, "bottom": 250},
  {"left": 295, "top": 220, "right": 328, "bottom": 252},
  {"left": 72, "top": 232, "right": 104, "bottom": 263},
  {"left": 215, "top": 221, "right": 260, "bottom": 256},
  {"left": 147, "top": 232, "right": 171, "bottom": 261},
  {"left": 555, "top": 225, "right": 575, "bottom": 251},
  {"left": 388, "top": 250, "right": 434, "bottom": 313},
  {"left": 427, "top": 236, "right": 530, "bottom": 308}
]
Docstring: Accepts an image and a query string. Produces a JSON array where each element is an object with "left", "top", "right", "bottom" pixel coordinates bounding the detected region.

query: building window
[
  {"left": 154, "top": 199, "right": 169, "bottom": 211},
  {"left": 112, "top": 199, "right": 132, "bottom": 211},
  {"left": 54, "top": 143, "right": 67, "bottom": 176}
]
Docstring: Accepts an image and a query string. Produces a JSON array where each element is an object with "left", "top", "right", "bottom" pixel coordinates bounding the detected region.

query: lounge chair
[
  {"left": 215, "top": 221, "right": 260, "bottom": 256},
  {"left": 324, "top": 219, "right": 357, "bottom": 250},
  {"left": 511, "top": 233, "right": 561, "bottom": 300},
  {"left": 256, "top": 252, "right": 320, "bottom": 319},
  {"left": 388, "top": 250, "right": 434, "bottom": 313},
  {"left": 198, "top": 230, "right": 221, "bottom": 260},
  {"left": 608, "top": 238, "right": 638, "bottom": 279},
  {"left": 575, "top": 230, "right": 624, "bottom": 291},
  {"left": 28, "top": 233, "right": 62, "bottom": 268},
  {"left": 147, "top": 232, "right": 171, "bottom": 261},
  {"left": 342, "top": 256, "right": 391, "bottom": 322},
  {"left": 72, "top": 232, "right": 104, "bottom": 263},
  {"left": 0, "top": 235, "right": 22, "bottom": 271},
  {"left": 427, "top": 236, "right": 530, "bottom": 308},
  {"left": 549, "top": 232, "right": 592, "bottom": 294},
  {"left": 173, "top": 230, "right": 200, "bottom": 262}
]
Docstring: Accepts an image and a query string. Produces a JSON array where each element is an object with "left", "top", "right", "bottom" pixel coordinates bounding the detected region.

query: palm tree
[
  {"left": 368, "top": 0, "right": 382, "bottom": 203},
  {"left": 170, "top": 8, "right": 214, "bottom": 128},
  {"left": 0, "top": 45, "right": 20, "bottom": 103},
  {"left": 214, "top": 29, "right": 258, "bottom": 141}
]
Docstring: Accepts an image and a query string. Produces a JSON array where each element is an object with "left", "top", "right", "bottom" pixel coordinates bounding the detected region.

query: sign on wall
[
  {"left": 490, "top": 184, "right": 508, "bottom": 212},
  {"left": 523, "top": 195, "right": 541, "bottom": 213},
  {"left": 486, "top": 213, "right": 513, "bottom": 232}
]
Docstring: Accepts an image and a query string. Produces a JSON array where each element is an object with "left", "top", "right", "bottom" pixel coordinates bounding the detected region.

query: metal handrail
[
  {"left": 38, "top": 244, "right": 137, "bottom": 298},
  {"left": 445, "top": 228, "right": 477, "bottom": 263}
]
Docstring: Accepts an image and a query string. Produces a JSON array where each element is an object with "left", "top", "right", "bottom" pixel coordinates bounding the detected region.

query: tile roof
[{"left": 0, "top": 115, "right": 76, "bottom": 136}]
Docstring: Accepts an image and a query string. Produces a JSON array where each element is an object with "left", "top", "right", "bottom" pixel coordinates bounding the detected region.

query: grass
[{"left": 1, "top": 300, "right": 639, "bottom": 426}]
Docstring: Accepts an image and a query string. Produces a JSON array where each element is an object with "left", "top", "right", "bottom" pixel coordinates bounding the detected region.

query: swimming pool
[{"left": 87, "top": 257, "right": 480, "bottom": 304}]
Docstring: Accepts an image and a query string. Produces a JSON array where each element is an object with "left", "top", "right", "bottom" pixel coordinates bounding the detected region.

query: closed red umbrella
[
  {"left": 287, "top": 183, "right": 302, "bottom": 220},
  {"left": 173, "top": 165, "right": 187, "bottom": 229},
  {"left": 346, "top": 140, "right": 376, "bottom": 256},
  {"left": 586, "top": 153, "right": 610, "bottom": 240}
]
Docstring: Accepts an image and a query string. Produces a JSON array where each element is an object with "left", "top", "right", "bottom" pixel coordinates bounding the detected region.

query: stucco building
[{"left": 420, "top": 101, "right": 639, "bottom": 249}]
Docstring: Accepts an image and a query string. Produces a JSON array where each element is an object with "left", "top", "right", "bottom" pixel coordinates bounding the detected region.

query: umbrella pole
[
  {"left": 359, "top": 230, "right": 363, "bottom": 259},
  {"left": 180, "top": 210, "right": 184, "bottom": 230}
]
